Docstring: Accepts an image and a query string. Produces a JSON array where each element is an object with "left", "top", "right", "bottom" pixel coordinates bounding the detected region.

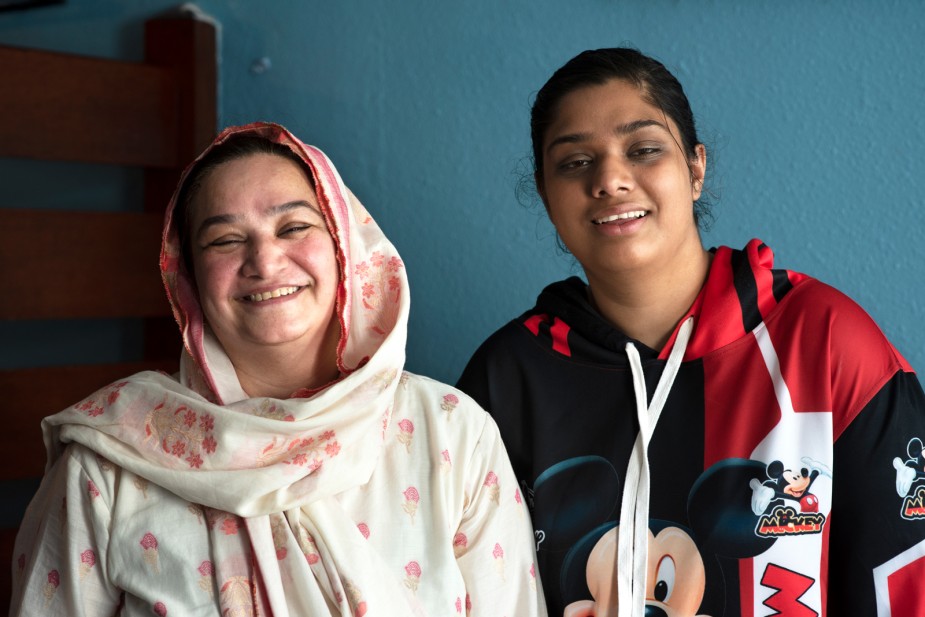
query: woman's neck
[
  {"left": 587, "top": 246, "right": 711, "bottom": 352},
  {"left": 226, "top": 324, "right": 341, "bottom": 399}
]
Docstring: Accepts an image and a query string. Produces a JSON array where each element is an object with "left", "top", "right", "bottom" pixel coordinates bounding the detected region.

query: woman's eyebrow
[
  {"left": 196, "top": 200, "right": 322, "bottom": 239},
  {"left": 196, "top": 213, "right": 238, "bottom": 238},
  {"left": 265, "top": 200, "right": 322, "bottom": 217},
  {"left": 545, "top": 118, "right": 669, "bottom": 155}
]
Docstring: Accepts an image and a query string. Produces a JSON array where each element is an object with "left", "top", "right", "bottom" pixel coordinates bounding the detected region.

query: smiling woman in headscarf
[{"left": 10, "top": 122, "right": 546, "bottom": 616}]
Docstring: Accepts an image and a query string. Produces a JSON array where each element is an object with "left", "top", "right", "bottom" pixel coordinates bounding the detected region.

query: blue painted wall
[{"left": 3, "top": 0, "right": 924, "bottom": 386}]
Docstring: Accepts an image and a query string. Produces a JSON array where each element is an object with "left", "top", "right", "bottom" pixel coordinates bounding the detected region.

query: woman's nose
[
  {"left": 241, "top": 238, "right": 286, "bottom": 278},
  {"left": 592, "top": 156, "right": 633, "bottom": 198}
]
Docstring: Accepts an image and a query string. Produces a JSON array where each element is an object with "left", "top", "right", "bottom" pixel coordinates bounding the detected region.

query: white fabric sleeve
[
  {"left": 455, "top": 413, "right": 547, "bottom": 616},
  {"left": 9, "top": 445, "right": 121, "bottom": 616}
]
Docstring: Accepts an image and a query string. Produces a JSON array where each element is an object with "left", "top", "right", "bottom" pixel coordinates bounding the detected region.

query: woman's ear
[{"left": 691, "top": 144, "right": 707, "bottom": 201}]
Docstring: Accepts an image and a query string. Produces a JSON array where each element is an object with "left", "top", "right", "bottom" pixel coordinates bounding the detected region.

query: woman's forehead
[
  {"left": 194, "top": 153, "right": 319, "bottom": 218},
  {"left": 545, "top": 82, "right": 675, "bottom": 149}
]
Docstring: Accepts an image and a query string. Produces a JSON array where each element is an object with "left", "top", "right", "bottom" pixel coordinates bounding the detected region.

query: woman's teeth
[
  {"left": 593, "top": 211, "right": 647, "bottom": 225},
  {"left": 245, "top": 286, "right": 301, "bottom": 302}
]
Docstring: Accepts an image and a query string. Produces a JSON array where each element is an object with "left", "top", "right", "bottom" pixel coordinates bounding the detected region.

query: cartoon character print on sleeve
[
  {"left": 892, "top": 436, "right": 925, "bottom": 519},
  {"left": 748, "top": 458, "right": 830, "bottom": 537}
]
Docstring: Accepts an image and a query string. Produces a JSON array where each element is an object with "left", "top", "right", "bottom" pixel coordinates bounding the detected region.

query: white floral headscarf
[{"left": 43, "top": 122, "right": 418, "bottom": 613}]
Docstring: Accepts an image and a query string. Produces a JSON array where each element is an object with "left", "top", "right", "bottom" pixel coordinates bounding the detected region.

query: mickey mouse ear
[
  {"left": 559, "top": 521, "right": 617, "bottom": 604},
  {"left": 688, "top": 458, "right": 776, "bottom": 558},
  {"left": 533, "top": 455, "right": 621, "bottom": 552},
  {"left": 909, "top": 437, "right": 924, "bottom": 459}
]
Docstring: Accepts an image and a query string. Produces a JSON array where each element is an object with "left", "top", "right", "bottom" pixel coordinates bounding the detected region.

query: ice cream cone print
[
  {"left": 441, "top": 393, "right": 459, "bottom": 419},
  {"left": 297, "top": 524, "right": 321, "bottom": 565},
  {"left": 492, "top": 543, "right": 505, "bottom": 580},
  {"left": 484, "top": 471, "right": 500, "bottom": 505},
  {"left": 134, "top": 477, "right": 149, "bottom": 498},
  {"left": 357, "top": 522, "right": 370, "bottom": 539},
  {"left": 514, "top": 488, "right": 524, "bottom": 517},
  {"left": 271, "top": 515, "right": 288, "bottom": 560},
  {"left": 79, "top": 549, "right": 96, "bottom": 580},
  {"left": 397, "top": 419, "right": 414, "bottom": 452},
  {"left": 140, "top": 532, "right": 160, "bottom": 573},
  {"left": 198, "top": 561, "right": 214, "bottom": 598},
  {"left": 465, "top": 593, "right": 472, "bottom": 616},
  {"left": 453, "top": 532, "right": 468, "bottom": 557},
  {"left": 529, "top": 563, "right": 537, "bottom": 591},
  {"left": 153, "top": 601, "right": 167, "bottom": 616},
  {"left": 220, "top": 576, "right": 255, "bottom": 614},
  {"left": 403, "top": 486, "right": 420, "bottom": 523},
  {"left": 43, "top": 569, "right": 59, "bottom": 607},
  {"left": 455, "top": 597, "right": 462, "bottom": 613},
  {"left": 344, "top": 579, "right": 367, "bottom": 617},
  {"left": 440, "top": 449, "right": 452, "bottom": 474},
  {"left": 403, "top": 561, "right": 421, "bottom": 593}
]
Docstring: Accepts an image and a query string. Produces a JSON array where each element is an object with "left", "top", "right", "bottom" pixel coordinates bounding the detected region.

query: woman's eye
[
  {"left": 558, "top": 158, "right": 591, "bottom": 172},
  {"left": 207, "top": 236, "right": 242, "bottom": 247},
  {"left": 280, "top": 224, "right": 311, "bottom": 236},
  {"left": 630, "top": 146, "right": 660, "bottom": 158}
]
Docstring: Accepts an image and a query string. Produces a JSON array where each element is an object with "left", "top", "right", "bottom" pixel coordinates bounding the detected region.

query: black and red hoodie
[{"left": 457, "top": 239, "right": 925, "bottom": 616}]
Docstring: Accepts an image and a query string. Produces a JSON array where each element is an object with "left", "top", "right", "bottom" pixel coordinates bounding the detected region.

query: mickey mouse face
[
  {"left": 782, "top": 468, "right": 811, "bottom": 498},
  {"left": 645, "top": 527, "right": 707, "bottom": 616},
  {"left": 566, "top": 525, "right": 708, "bottom": 617}
]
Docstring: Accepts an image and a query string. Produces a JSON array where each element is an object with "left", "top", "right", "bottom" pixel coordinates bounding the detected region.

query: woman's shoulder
[
  {"left": 393, "top": 372, "right": 501, "bottom": 441},
  {"left": 397, "top": 372, "right": 488, "bottom": 415},
  {"left": 777, "top": 278, "right": 898, "bottom": 339},
  {"left": 769, "top": 277, "right": 912, "bottom": 373}
]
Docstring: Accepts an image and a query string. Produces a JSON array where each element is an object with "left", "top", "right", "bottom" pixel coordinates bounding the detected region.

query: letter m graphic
[{"left": 761, "top": 563, "right": 817, "bottom": 616}]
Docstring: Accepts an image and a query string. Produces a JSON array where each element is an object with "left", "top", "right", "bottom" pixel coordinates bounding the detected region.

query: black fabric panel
[
  {"left": 771, "top": 268, "right": 794, "bottom": 304},
  {"left": 730, "top": 249, "right": 762, "bottom": 334},
  {"left": 829, "top": 371, "right": 925, "bottom": 614}
]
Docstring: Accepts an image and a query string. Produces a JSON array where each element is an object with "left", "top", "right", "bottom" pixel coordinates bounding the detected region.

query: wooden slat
[
  {"left": 0, "top": 360, "right": 179, "bottom": 480},
  {"left": 143, "top": 17, "right": 218, "bottom": 214},
  {"left": 0, "top": 209, "right": 171, "bottom": 319},
  {"left": 145, "top": 17, "right": 218, "bottom": 169},
  {"left": 0, "top": 45, "right": 179, "bottom": 168},
  {"left": 0, "top": 527, "right": 16, "bottom": 614}
]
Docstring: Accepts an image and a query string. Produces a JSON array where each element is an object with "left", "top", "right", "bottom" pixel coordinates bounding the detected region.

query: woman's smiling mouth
[
  {"left": 242, "top": 285, "right": 303, "bottom": 303},
  {"left": 592, "top": 210, "right": 648, "bottom": 225}
]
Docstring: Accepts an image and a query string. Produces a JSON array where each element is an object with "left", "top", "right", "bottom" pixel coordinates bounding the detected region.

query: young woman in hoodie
[
  {"left": 11, "top": 122, "right": 546, "bottom": 616},
  {"left": 457, "top": 48, "right": 925, "bottom": 617}
]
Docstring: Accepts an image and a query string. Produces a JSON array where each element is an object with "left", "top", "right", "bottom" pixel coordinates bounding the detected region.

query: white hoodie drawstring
[{"left": 617, "top": 316, "right": 694, "bottom": 616}]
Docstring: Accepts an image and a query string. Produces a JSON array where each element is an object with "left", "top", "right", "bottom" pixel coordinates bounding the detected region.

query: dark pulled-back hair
[
  {"left": 174, "top": 133, "right": 312, "bottom": 273},
  {"left": 530, "top": 47, "right": 711, "bottom": 226}
]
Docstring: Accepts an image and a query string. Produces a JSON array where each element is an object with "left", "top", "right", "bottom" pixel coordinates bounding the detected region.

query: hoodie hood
[{"left": 531, "top": 239, "right": 811, "bottom": 364}]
